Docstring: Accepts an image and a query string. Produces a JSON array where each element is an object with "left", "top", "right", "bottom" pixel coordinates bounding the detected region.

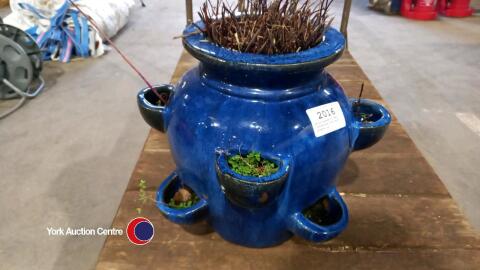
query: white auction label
[{"left": 306, "top": 101, "right": 346, "bottom": 137}]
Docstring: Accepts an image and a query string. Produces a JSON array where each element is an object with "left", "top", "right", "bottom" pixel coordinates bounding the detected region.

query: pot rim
[
  {"left": 216, "top": 150, "right": 290, "bottom": 184},
  {"left": 156, "top": 172, "right": 209, "bottom": 224},
  {"left": 182, "top": 21, "right": 345, "bottom": 71},
  {"left": 350, "top": 98, "right": 392, "bottom": 129}
]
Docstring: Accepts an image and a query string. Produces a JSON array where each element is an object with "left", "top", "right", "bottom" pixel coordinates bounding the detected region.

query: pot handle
[
  {"left": 156, "top": 172, "right": 209, "bottom": 225},
  {"left": 215, "top": 150, "right": 290, "bottom": 208},
  {"left": 350, "top": 98, "right": 392, "bottom": 151},
  {"left": 137, "top": 84, "right": 175, "bottom": 133},
  {"left": 287, "top": 188, "right": 348, "bottom": 242}
]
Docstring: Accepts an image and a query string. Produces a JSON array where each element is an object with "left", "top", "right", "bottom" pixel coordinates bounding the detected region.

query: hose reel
[{"left": 0, "top": 16, "right": 44, "bottom": 119}]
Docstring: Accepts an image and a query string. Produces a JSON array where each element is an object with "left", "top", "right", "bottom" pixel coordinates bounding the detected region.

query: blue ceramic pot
[
  {"left": 350, "top": 98, "right": 392, "bottom": 150},
  {"left": 137, "top": 23, "right": 391, "bottom": 247}
]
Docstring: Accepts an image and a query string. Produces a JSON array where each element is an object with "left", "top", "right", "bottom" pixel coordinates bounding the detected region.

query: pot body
[
  {"left": 138, "top": 25, "right": 391, "bottom": 247},
  {"left": 165, "top": 69, "right": 357, "bottom": 247}
]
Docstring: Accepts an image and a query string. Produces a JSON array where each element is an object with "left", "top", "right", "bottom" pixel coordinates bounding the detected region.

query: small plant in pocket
[
  {"left": 168, "top": 187, "right": 200, "bottom": 209},
  {"left": 136, "top": 179, "right": 200, "bottom": 214},
  {"left": 303, "top": 197, "right": 330, "bottom": 225},
  {"left": 353, "top": 82, "right": 374, "bottom": 123},
  {"left": 227, "top": 151, "right": 278, "bottom": 177},
  {"left": 156, "top": 92, "right": 171, "bottom": 106},
  {"left": 356, "top": 112, "right": 374, "bottom": 123},
  {"left": 303, "top": 196, "right": 342, "bottom": 226}
]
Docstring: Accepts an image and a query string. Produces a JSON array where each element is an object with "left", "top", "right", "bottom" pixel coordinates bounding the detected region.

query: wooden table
[{"left": 95, "top": 51, "right": 480, "bottom": 269}]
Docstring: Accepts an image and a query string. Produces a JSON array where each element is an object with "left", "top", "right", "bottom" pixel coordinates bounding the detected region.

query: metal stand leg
[
  {"left": 340, "top": 0, "right": 353, "bottom": 48},
  {"left": 239, "top": 0, "right": 245, "bottom": 11},
  {"left": 186, "top": 0, "right": 193, "bottom": 25}
]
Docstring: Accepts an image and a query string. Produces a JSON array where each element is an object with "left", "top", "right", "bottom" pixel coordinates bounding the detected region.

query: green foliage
[
  {"left": 136, "top": 179, "right": 154, "bottom": 214},
  {"left": 168, "top": 194, "right": 200, "bottom": 209},
  {"left": 138, "top": 179, "right": 149, "bottom": 203},
  {"left": 136, "top": 179, "right": 200, "bottom": 212},
  {"left": 227, "top": 151, "right": 278, "bottom": 177},
  {"left": 357, "top": 112, "right": 374, "bottom": 123}
]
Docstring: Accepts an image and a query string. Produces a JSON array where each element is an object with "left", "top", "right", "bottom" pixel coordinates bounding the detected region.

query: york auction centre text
[{"left": 46, "top": 227, "right": 123, "bottom": 236}]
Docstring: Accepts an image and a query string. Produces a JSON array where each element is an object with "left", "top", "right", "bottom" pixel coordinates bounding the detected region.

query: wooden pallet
[{"left": 95, "top": 51, "right": 480, "bottom": 270}]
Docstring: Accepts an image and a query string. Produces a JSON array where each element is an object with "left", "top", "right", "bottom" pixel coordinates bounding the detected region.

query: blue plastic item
[
  {"left": 21, "top": 1, "right": 91, "bottom": 63},
  {"left": 138, "top": 23, "right": 391, "bottom": 247},
  {"left": 392, "top": 0, "right": 401, "bottom": 13}
]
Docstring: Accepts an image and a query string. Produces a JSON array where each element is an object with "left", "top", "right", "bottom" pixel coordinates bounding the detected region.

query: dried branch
[{"left": 197, "top": 0, "right": 335, "bottom": 55}]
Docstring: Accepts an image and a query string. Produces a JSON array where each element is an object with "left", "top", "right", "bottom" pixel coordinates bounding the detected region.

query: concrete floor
[
  {"left": 0, "top": 2, "right": 185, "bottom": 269},
  {"left": 0, "top": 1, "right": 479, "bottom": 269},
  {"left": 346, "top": 1, "right": 480, "bottom": 229}
]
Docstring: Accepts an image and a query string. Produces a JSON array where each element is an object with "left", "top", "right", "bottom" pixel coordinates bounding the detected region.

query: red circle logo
[{"left": 126, "top": 217, "right": 154, "bottom": 245}]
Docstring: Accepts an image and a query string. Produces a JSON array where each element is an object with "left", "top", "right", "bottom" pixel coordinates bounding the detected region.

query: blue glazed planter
[
  {"left": 350, "top": 98, "right": 392, "bottom": 150},
  {"left": 137, "top": 22, "right": 391, "bottom": 247}
]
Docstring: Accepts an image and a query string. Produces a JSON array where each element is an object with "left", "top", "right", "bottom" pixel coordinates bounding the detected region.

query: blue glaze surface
[
  {"left": 156, "top": 172, "right": 209, "bottom": 224},
  {"left": 137, "top": 85, "right": 175, "bottom": 132},
  {"left": 350, "top": 98, "right": 392, "bottom": 150},
  {"left": 287, "top": 187, "right": 348, "bottom": 242},
  {"left": 137, "top": 24, "right": 390, "bottom": 247},
  {"left": 216, "top": 151, "right": 290, "bottom": 208}
]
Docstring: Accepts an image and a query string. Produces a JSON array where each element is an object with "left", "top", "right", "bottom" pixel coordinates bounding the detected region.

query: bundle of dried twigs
[{"left": 197, "top": 0, "right": 335, "bottom": 55}]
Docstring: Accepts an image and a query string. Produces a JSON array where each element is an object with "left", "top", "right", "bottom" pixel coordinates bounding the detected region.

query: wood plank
[
  {"left": 97, "top": 248, "right": 480, "bottom": 270},
  {"left": 327, "top": 65, "right": 370, "bottom": 82},
  {"left": 356, "top": 123, "right": 416, "bottom": 155},
  {"left": 108, "top": 192, "right": 480, "bottom": 249},
  {"left": 128, "top": 124, "right": 448, "bottom": 195},
  {"left": 338, "top": 80, "right": 382, "bottom": 100},
  {"left": 127, "top": 150, "right": 175, "bottom": 191},
  {"left": 337, "top": 153, "right": 450, "bottom": 195},
  {"left": 97, "top": 191, "right": 480, "bottom": 269},
  {"left": 96, "top": 50, "right": 480, "bottom": 269}
]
